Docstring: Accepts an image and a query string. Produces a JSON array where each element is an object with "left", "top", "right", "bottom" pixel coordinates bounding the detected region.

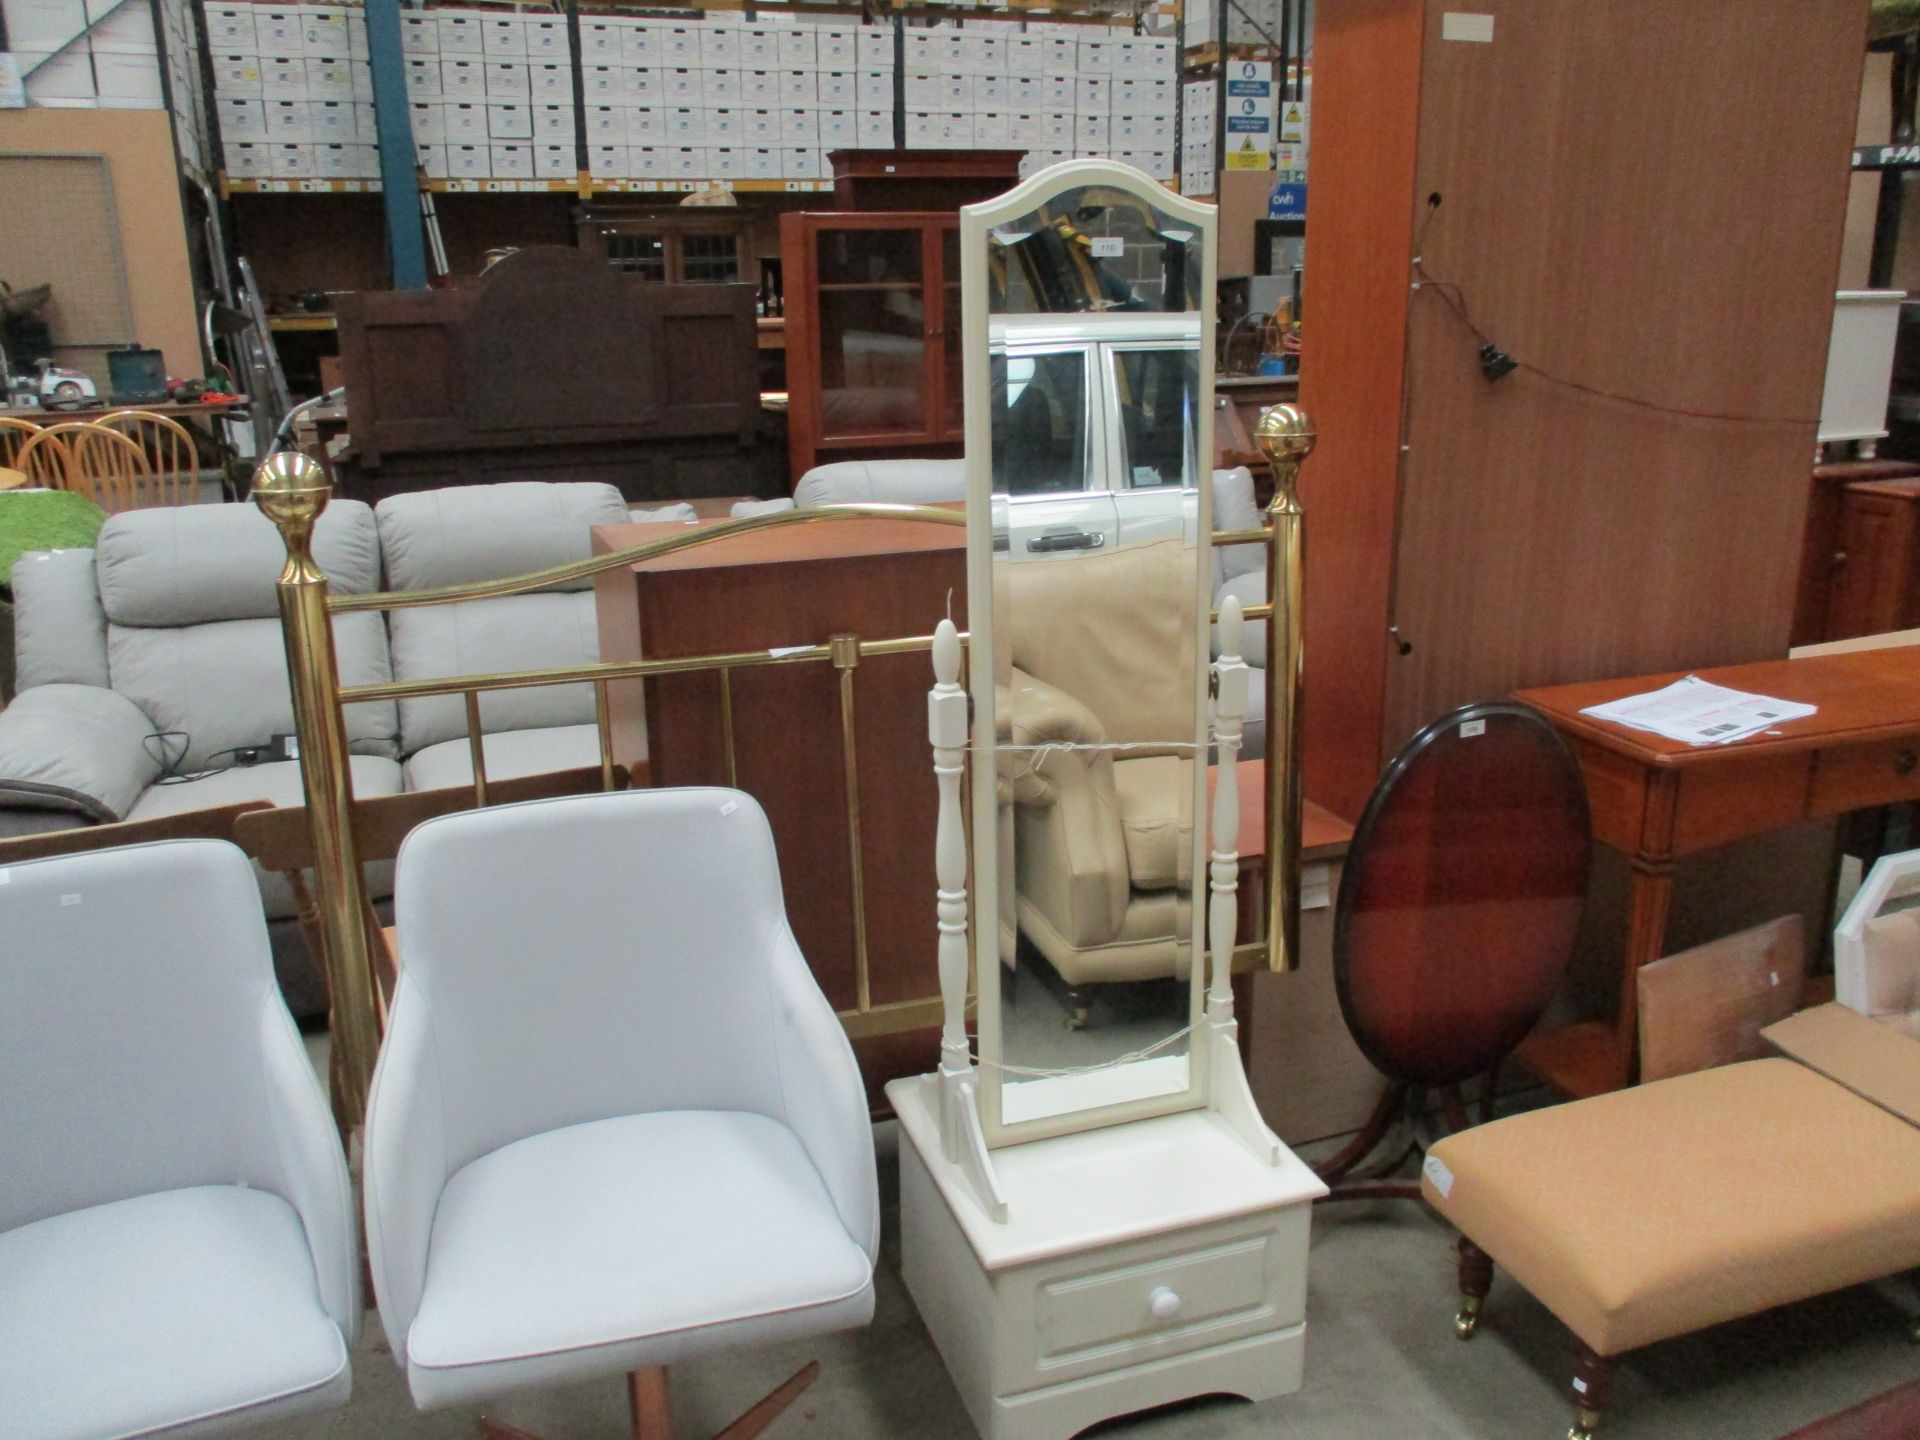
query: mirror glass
[{"left": 976, "top": 177, "right": 1208, "bottom": 1132}]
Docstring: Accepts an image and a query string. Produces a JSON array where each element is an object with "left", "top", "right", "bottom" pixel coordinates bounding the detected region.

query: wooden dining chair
[
  {"left": 17, "top": 422, "right": 151, "bottom": 509},
  {"left": 10, "top": 422, "right": 75, "bottom": 488},
  {"left": 97, "top": 409, "right": 202, "bottom": 506},
  {"left": 0, "top": 415, "right": 40, "bottom": 470}
]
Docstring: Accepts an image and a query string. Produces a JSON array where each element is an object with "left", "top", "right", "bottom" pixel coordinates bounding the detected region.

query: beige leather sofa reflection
[{"left": 995, "top": 537, "right": 1199, "bottom": 1015}]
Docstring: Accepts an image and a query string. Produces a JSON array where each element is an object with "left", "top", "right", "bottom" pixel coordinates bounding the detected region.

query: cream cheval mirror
[{"left": 885, "top": 160, "right": 1325, "bottom": 1440}]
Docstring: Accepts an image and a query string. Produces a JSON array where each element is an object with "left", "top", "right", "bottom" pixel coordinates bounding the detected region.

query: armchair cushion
[
  {"left": 794, "top": 459, "right": 966, "bottom": 508},
  {"left": 402, "top": 1109, "right": 874, "bottom": 1409},
  {"left": 1212, "top": 466, "right": 1266, "bottom": 584},
  {"left": 378, "top": 482, "right": 630, "bottom": 593},
  {"left": 0, "top": 1185, "right": 352, "bottom": 1440},
  {"left": 1112, "top": 755, "right": 1193, "bottom": 892},
  {"left": 9, "top": 547, "right": 108, "bottom": 690},
  {"left": 0, "top": 683, "right": 159, "bottom": 820}
]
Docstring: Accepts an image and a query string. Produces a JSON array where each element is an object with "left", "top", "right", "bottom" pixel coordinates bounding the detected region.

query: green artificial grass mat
[{"left": 0, "top": 489, "right": 106, "bottom": 588}]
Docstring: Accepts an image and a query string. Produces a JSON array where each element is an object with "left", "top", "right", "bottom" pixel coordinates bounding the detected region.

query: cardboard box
[
  {"left": 659, "top": 25, "right": 698, "bottom": 63},
  {"left": 1077, "top": 77, "right": 1110, "bottom": 113},
  {"left": 664, "top": 66, "right": 699, "bottom": 102},
  {"left": 745, "top": 146, "right": 781, "bottom": 180},
  {"left": 972, "top": 111, "right": 1009, "bottom": 148},
  {"left": 699, "top": 26, "right": 737, "bottom": 65},
  {"left": 817, "top": 70, "right": 855, "bottom": 107},
  {"left": 437, "top": 14, "right": 482, "bottom": 56},
  {"left": 621, "top": 22, "right": 660, "bottom": 64},
  {"left": 904, "top": 73, "right": 938, "bottom": 108},
  {"left": 404, "top": 58, "right": 441, "bottom": 100},
  {"left": 1008, "top": 113, "right": 1041, "bottom": 148},
  {"left": 583, "top": 64, "right": 624, "bottom": 102},
  {"left": 444, "top": 102, "right": 487, "bottom": 142},
  {"left": 1074, "top": 112, "right": 1107, "bottom": 150},
  {"left": 264, "top": 97, "right": 314, "bottom": 140},
  {"left": 780, "top": 70, "right": 816, "bottom": 107},
  {"left": 532, "top": 104, "right": 574, "bottom": 141},
  {"left": 206, "top": 6, "right": 259, "bottom": 55},
  {"left": 485, "top": 61, "right": 530, "bottom": 99},
  {"left": 703, "top": 69, "right": 741, "bottom": 104},
  {"left": 589, "top": 143, "right": 629, "bottom": 179},
  {"left": 781, "top": 107, "right": 818, "bottom": 144},
  {"left": 857, "top": 27, "right": 892, "bottom": 67},
  {"left": 856, "top": 109, "right": 892, "bottom": 149},
  {"left": 971, "top": 36, "right": 1003, "bottom": 73},
  {"left": 314, "top": 141, "right": 358, "bottom": 178},
  {"left": 742, "top": 108, "right": 778, "bottom": 145},
  {"left": 303, "top": 56, "right": 352, "bottom": 102},
  {"left": 527, "top": 20, "right": 567, "bottom": 59},
  {"left": 216, "top": 95, "right": 268, "bottom": 139},
  {"left": 940, "top": 32, "right": 969, "bottom": 74},
  {"left": 355, "top": 102, "right": 377, "bottom": 144},
  {"left": 708, "top": 145, "right": 742, "bottom": 179},
  {"left": 1039, "top": 111, "right": 1074, "bottom": 149},
  {"left": 975, "top": 74, "right": 1007, "bottom": 109},
  {"left": 581, "top": 21, "right": 621, "bottom": 60},
  {"left": 487, "top": 102, "right": 530, "bottom": 139},
  {"left": 212, "top": 54, "right": 263, "bottom": 95},
  {"left": 255, "top": 9, "right": 305, "bottom": 54},
  {"left": 260, "top": 56, "right": 307, "bottom": 100},
  {"left": 741, "top": 27, "right": 778, "bottom": 65},
  {"left": 439, "top": 58, "right": 483, "bottom": 99},
  {"left": 408, "top": 101, "right": 445, "bottom": 143},
  {"left": 818, "top": 108, "right": 854, "bottom": 147},
  {"left": 586, "top": 104, "right": 625, "bottom": 142},
  {"left": 447, "top": 143, "right": 488, "bottom": 178},
  {"left": 706, "top": 106, "right": 740, "bottom": 143},
  {"left": 778, "top": 27, "right": 816, "bottom": 68},
  {"left": 1008, "top": 37, "right": 1043, "bottom": 76},
  {"left": 268, "top": 141, "right": 314, "bottom": 177},
  {"left": 300, "top": 8, "right": 350, "bottom": 53},
  {"left": 818, "top": 27, "right": 856, "bottom": 67},
  {"left": 94, "top": 51, "right": 164, "bottom": 107},
  {"left": 666, "top": 106, "right": 704, "bottom": 143},
  {"left": 89, "top": 3, "right": 157, "bottom": 55},
  {"left": 489, "top": 142, "right": 533, "bottom": 179},
  {"left": 418, "top": 142, "right": 450, "bottom": 179},
  {"left": 1764, "top": 1004, "right": 1920, "bottom": 1126},
  {"left": 530, "top": 62, "right": 570, "bottom": 101},
  {"left": 856, "top": 69, "right": 892, "bottom": 107},
  {"left": 310, "top": 98, "right": 356, "bottom": 140},
  {"left": 627, "top": 107, "right": 663, "bottom": 145},
  {"left": 400, "top": 15, "right": 438, "bottom": 55},
  {"left": 631, "top": 145, "right": 665, "bottom": 179},
  {"left": 743, "top": 69, "right": 777, "bottom": 104},
  {"left": 534, "top": 142, "right": 574, "bottom": 179},
  {"left": 350, "top": 59, "right": 371, "bottom": 102},
  {"left": 781, "top": 146, "right": 820, "bottom": 180},
  {"left": 667, "top": 145, "right": 704, "bottom": 181},
  {"left": 225, "top": 141, "right": 270, "bottom": 178}
]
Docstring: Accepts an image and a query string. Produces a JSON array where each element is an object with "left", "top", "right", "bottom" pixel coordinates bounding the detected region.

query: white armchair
[
  {"left": 0, "top": 840, "right": 360, "bottom": 1439},
  {"left": 365, "top": 787, "right": 878, "bottom": 1438}
]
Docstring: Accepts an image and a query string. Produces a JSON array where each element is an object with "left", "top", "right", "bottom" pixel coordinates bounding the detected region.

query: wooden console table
[{"left": 1515, "top": 644, "right": 1920, "bottom": 1097}]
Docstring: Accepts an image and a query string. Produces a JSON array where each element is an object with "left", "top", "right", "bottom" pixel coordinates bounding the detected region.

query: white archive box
[
  {"left": 1040, "top": 111, "right": 1074, "bottom": 148},
  {"left": 745, "top": 146, "right": 781, "bottom": 180},
  {"left": 534, "top": 143, "right": 574, "bottom": 179},
  {"left": 261, "top": 56, "right": 307, "bottom": 99},
  {"left": 1008, "top": 75, "right": 1041, "bottom": 109},
  {"left": 781, "top": 107, "right": 818, "bottom": 144},
  {"left": 440, "top": 58, "right": 483, "bottom": 98},
  {"left": 310, "top": 98, "right": 356, "bottom": 139},
  {"left": 857, "top": 109, "right": 891, "bottom": 148},
  {"left": 444, "top": 102, "right": 487, "bottom": 142},
  {"left": 1007, "top": 37, "right": 1043, "bottom": 75},
  {"left": 490, "top": 143, "right": 533, "bottom": 179},
  {"left": 527, "top": 19, "right": 568, "bottom": 58},
  {"left": 818, "top": 108, "right": 854, "bottom": 146},
  {"left": 356, "top": 102, "right": 377, "bottom": 143},
  {"left": 973, "top": 111, "right": 1010, "bottom": 147},
  {"left": 857, "top": 26, "right": 892, "bottom": 67},
  {"left": 579, "top": 20, "right": 618, "bottom": 59},
  {"left": 740, "top": 26, "right": 778, "bottom": 65},
  {"left": 778, "top": 25, "right": 815, "bottom": 67},
  {"left": 975, "top": 74, "right": 1007, "bottom": 108},
  {"left": 703, "top": 68, "right": 741, "bottom": 104},
  {"left": 741, "top": 108, "right": 778, "bottom": 144},
  {"left": 708, "top": 145, "right": 742, "bottom": 179},
  {"left": 743, "top": 69, "right": 777, "bottom": 103},
  {"left": 1141, "top": 113, "right": 1174, "bottom": 146},
  {"left": 663, "top": 66, "right": 699, "bottom": 101},
  {"left": 631, "top": 145, "right": 666, "bottom": 179},
  {"left": 438, "top": 13, "right": 482, "bottom": 55},
  {"left": 970, "top": 36, "right": 1003, "bottom": 73},
  {"left": 532, "top": 104, "right": 574, "bottom": 140},
  {"left": 1042, "top": 74, "right": 1075, "bottom": 109},
  {"left": 856, "top": 69, "right": 892, "bottom": 106},
  {"left": 1075, "top": 112, "right": 1107, "bottom": 148},
  {"left": 1008, "top": 112, "right": 1042, "bottom": 147},
  {"left": 666, "top": 145, "right": 704, "bottom": 181},
  {"left": 818, "top": 27, "right": 857, "bottom": 67},
  {"left": 404, "top": 58, "right": 441, "bottom": 99},
  {"left": 351, "top": 60, "right": 371, "bottom": 101},
  {"left": 1077, "top": 38, "right": 1111, "bottom": 75},
  {"left": 699, "top": 26, "right": 738, "bottom": 65},
  {"left": 706, "top": 107, "right": 740, "bottom": 142},
  {"left": 314, "top": 142, "right": 374, "bottom": 178},
  {"left": 409, "top": 100, "right": 446, "bottom": 142},
  {"left": 400, "top": 15, "right": 438, "bottom": 55},
  {"left": 1078, "top": 77, "right": 1110, "bottom": 112},
  {"left": 212, "top": 54, "right": 263, "bottom": 94},
  {"left": 268, "top": 142, "right": 314, "bottom": 177},
  {"left": 658, "top": 24, "right": 698, "bottom": 63},
  {"left": 938, "top": 32, "right": 968, "bottom": 73},
  {"left": 582, "top": 65, "right": 623, "bottom": 101},
  {"left": 89, "top": 4, "right": 156, "bottom": 55},
  {"left": 666, "top": 106, "right": 704, "bottom": 143},
  {"left": 304, "top": 57, "right": 352, "bottom": 102},
  {"left": 586, "top": 104, "right": 625, "bottom": 142},
  {"left": 903, "top": 30, "right": 937, "bottom": 69},
  {"left": 264, "top": 97, "right": 313, "bottom": 139},
  {"left": 621, "top": 21, "right": 662, "bottom": 63},
  {"left": 530, "top": 62, "right": 570, "bottom": 100},
  {"left": 627, "top": 107, "right": 664, "bottom": 144},
  {"left": 782, "top": 147, "right": 821, "bottom": 180},
  {"left": 937, "top": 114, "right": 973, "bottom": 149},
  {"left": 488, "top": 102, "right": 530, "bottom": 138},
  {"left": 938, "top": 73, "right": 971, "bottom": 109},
  {"left": 485, "top": 62, "right": 530, "bottom": 98},
  {"left": 904, "top": 73, "right": 937, "bottom": 107},
  {"left": 418, "top": 142, "right": 449, "bottom": 179},
  {"left": 483, "top": 15, "right": 529, "bottom": 57},
  {"left": 254, "top": 10, "right": 305, "bottom": 53},
  {"left": 589, "top": 143, "right": 629, "bottom": 179},
  {"left": 1044, "top": 37, "right": 1076, "bottom": 74},
  {"left": 206, "top": 5, "right": 259, "bottom": 54},
  {"left": 299, "top": 8, "right": 350, "bottom": 52},
  {"left": 817, "top": 70, "right": 855, "bottom": 106},
  {"left": 225, "top": 141, "right": 270, "bottom": 178},
  {"left": 94, "top": 51, "right": 163, "bottom": 106},
  {"left": 217, "top": 95, "right": 268, "bottom": 139},
  {"left": 780, "top": 70, "right": 816, "bottom": 107},
  {"left": 447, "top": 142, "right": 488, "bottom": 178},
  {"left": 904, "top": 111, "right": 936, "bottom": 148}
]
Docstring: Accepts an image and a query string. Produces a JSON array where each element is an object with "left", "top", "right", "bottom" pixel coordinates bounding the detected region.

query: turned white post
[
  {"left": 1209, "top": 596, "right": 1248, "bottom": 1024},
  {"left": 930, "top": 618, "right": 972, "bottom": 1082}
]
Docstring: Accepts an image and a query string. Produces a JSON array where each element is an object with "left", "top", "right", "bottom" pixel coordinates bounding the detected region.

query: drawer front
[
  {"left": 998, "top": 1204, "right": 1310, "bottom": 1392},
  {"left": 1809, "top": 740, "right": 1920, "bottom": 818}
]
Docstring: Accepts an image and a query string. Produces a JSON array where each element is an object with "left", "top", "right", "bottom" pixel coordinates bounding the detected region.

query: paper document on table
[{"left": 1579, "top": 676, "right": 1817, "bottom": 746}]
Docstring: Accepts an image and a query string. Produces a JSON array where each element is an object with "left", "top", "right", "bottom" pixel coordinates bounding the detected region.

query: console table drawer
[{"left": 1809, "top": 741, "right": 1920, "bottom": 817}]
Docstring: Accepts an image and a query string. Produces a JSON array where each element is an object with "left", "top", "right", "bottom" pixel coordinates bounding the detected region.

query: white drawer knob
[{"left": 1149, "top": 1287, "right": 1182, "bottom": 1322}]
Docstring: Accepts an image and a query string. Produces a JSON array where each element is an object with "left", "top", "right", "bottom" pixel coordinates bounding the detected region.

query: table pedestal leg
[{"left": 1614, "top": 855, "right": 1674, "bottom": 1087}]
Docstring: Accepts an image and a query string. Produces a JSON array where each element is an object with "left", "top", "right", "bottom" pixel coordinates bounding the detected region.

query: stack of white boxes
[
  {"left": 578, "top": 11, "right": 892, "bottom": 186},
  {"left": 3, "top": 0, "right": 166, "bottom": 108},
  {"left": 401, "top": 8, "right": 575, "bottom": 182},
  {"left": 212, "top": 4, "right": 376, "bottom": 182}
]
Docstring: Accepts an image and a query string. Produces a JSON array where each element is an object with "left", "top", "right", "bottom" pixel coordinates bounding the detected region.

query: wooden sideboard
[{"left": 592, "top": 516, "right": 967, "bottom": 1109}]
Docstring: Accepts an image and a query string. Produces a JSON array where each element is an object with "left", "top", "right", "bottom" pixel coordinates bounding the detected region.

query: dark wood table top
[
  {"left": 1217, "top": 759, "right": 1353, "bottom": 863},
  {"left": 1515, "top": 645, "right": 1920, "bottom": 769},
  {"left": 5, "top": 396, "right": 246, "bottom": 422}
]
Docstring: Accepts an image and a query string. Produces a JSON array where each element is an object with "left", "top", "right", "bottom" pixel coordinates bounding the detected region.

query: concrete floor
[{"left": 273, "top": 1122, "right": 1919, "bottom": 1440}]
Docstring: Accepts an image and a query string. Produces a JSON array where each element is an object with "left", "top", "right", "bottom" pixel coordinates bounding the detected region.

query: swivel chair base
[{"left": 477, "top": 1361, "right": 821, "bottom": 1440}]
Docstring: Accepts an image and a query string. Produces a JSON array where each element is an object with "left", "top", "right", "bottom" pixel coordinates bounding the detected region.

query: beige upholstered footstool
[{"left": 1421, "top": 1059, "right": 1920, "bottom": 1438}]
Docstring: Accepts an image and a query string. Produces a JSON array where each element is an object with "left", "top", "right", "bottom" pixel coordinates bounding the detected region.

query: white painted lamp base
[{"left": 888, "top": 1074, "right": 1324, "bottom": 1440}]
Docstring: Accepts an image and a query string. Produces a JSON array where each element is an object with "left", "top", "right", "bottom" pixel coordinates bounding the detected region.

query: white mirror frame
[{"left": 963, "top": 159, "right": 1221, "bottom": 1148}]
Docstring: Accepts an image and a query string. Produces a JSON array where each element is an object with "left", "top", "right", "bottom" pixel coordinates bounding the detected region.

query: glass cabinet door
[{"left": 814, "top": 225, "right": 930, "bottom": 441}]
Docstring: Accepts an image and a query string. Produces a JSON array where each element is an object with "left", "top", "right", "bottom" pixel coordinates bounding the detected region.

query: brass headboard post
[
  {"left": 253, "top": 453, "right": 382, "bottom": 1130},
  {"left": 1255, "top": 404, "right": 1317, "bottom": 974}
]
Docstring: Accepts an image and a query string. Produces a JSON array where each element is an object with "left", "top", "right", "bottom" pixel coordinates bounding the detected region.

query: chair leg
[
  {"left": 712, "top": 1360, "right": 820, "bottom": 1440},
  {"left": 1064, "top": 985, "right": 1092, "bottom": 1031},
  {"left": 1455, "top": 1237, "right": 1493, "bottom": 1340},
  {"left": 1313, "top": 1083, "right": 1406, "bottom": 1186},
  {"left": 1567, "top": 1342, "right": 1616, "bottom": 1440},
  {"left": 630, "top": 1367, "right": 673, "bottom": 1440}
]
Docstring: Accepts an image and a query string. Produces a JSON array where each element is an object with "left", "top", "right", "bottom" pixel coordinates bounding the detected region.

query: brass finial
[
  {"left": 1254, "top": 403, "right": 1316, "bottom": 512},
  {"left": 251, "top": 451, "right": 332, "bottom": 581}
]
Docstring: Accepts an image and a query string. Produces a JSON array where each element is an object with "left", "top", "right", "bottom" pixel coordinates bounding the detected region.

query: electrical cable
[{"left": 143, "top": 731, "right": 281, "bottom": 785}]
